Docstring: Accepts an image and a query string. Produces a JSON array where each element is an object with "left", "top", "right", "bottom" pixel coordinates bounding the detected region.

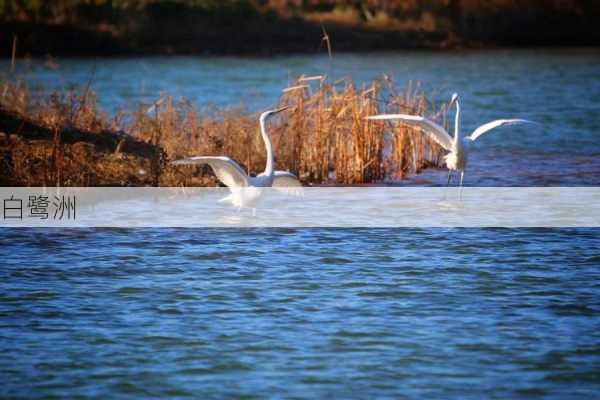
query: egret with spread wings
[
  {"left": 367, "top": 93, "right": 537, "bottom": 199},
  {"left": 172, "top": 107, "right": 302, "bottom": 215}
]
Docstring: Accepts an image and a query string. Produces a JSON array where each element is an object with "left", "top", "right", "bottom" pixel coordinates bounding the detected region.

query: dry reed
[{"left": 0, "top": 76, "right": 447, "bottom": 186}]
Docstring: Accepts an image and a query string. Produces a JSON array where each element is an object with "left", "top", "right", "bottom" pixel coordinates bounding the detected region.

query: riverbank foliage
[
  {"left": 1, "top": 1, "right": 598, "bottom": 57},
  {"left": 0, "top": 76, "right": 447, "bottom": 186}
]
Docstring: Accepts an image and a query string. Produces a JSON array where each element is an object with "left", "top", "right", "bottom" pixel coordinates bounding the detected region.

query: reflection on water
[
  {"left": 436, "top": 199, "right": 462, "bottom": 211},
  {"left": 218, "top": 215, "right": 251, "bottom": 224}
]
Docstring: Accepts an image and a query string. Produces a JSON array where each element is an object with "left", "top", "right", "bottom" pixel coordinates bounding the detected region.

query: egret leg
[
  {"left": 458, "top": 171, "right": 465, "bottom": 200},
  {"left": 252, "top": 208, "right": 257, "bottom": 217},
  {"left": 443, "top": 170, "right": 452, "bottom": 200}
]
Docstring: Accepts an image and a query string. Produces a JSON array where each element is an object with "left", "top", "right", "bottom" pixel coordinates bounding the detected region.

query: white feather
[
  {"left": 468, "top": 119, "right": 537, "bottom": 141},
  {"left": 366, "top": 114, "right": 453, "bottom": 150}
]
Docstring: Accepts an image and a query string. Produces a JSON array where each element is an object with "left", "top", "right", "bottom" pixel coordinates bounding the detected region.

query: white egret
[
  {"left": 172, "top": 106, "right": 302, "bottom": 215},
  {"left": 367, "top": 93, "right": 537, "bottom": 198}
]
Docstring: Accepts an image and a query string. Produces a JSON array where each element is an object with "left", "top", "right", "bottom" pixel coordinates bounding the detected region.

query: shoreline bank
[
  {"left": 0, "top": 77, "right": 445, "bottom": 187},
  {"left": 2, "top": 1, "right": 599, "bottom": 58}
]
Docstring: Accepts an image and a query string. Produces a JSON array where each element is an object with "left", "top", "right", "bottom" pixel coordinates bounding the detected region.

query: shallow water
[{"left": 1, "top": 50, "right": 600, "bottom": 398}]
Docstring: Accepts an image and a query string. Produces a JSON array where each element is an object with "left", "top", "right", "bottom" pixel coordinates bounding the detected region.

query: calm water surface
[{"left": 1, "top": 50, "right": 599, "bottom": 398}]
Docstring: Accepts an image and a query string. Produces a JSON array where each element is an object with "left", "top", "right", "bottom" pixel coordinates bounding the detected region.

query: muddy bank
[
  {"left": 0, "top": 107, "right": 207, "bottom": 187},
  {"left": 0, "top": 106, "right": 159, "bottom": 186}
]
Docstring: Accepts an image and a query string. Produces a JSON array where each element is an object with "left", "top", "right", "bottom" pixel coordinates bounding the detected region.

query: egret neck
[
  {"left": 453, "top": 97, "right": 461, "bottom": 144},
  {"left": 259, "top": 111, "right": 274, "bottom": 177}
]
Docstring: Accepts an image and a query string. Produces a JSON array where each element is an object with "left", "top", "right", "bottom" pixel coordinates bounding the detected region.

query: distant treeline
[{"left": 1, "top": 0, "right": 599, "bottom": 56}]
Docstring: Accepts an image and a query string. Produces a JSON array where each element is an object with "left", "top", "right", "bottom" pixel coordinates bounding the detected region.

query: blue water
[
  {"left": 1, "top": 228, "right": 599, "bottom": 398},
  {"left": 1, "top": 50, "right": 600, "bottom": 398}
]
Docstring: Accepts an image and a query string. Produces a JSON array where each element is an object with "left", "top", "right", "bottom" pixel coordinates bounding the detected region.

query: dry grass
[
  {"left": 1, "top": 76, "right": 447, "bottom": 186},
  {"left": 1, "top": 79, "right": 113, "bottom": 132}
]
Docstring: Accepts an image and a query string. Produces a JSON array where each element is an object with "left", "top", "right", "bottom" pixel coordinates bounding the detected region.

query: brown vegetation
[
  {"left": 1, "top": 0, "right": 598, "bottom": 57},
  {"left": 0, "top": 83, "right": 163, "bottom": 186},
  {"left": 0, "top": 76, "right": 447, "bottom": 186}
]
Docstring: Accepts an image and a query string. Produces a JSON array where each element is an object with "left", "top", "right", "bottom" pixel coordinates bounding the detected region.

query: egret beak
[
  {"left": 272, "top": 106, "right": 290, "bottom": 114},
  {"left": 449, "top": 93, "right": 459, "bottom": 107}
]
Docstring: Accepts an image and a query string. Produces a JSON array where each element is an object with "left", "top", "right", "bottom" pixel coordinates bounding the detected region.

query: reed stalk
[{"left": 0, "top": 76, "right": 446, "bottom": 186}]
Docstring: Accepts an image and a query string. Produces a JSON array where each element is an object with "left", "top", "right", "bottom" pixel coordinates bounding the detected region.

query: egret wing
[
  {"left": 171, "top": 156, "right": 248, "bottom": 187},
  {"left": 367, "top": 114, "right": 453, "bottom": 150},
  {"left": 272, "top": 171, "right": 303, "bottom": 196},
  {"left": 467, "top": 119, "right": 537, "bottom": 141}
]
